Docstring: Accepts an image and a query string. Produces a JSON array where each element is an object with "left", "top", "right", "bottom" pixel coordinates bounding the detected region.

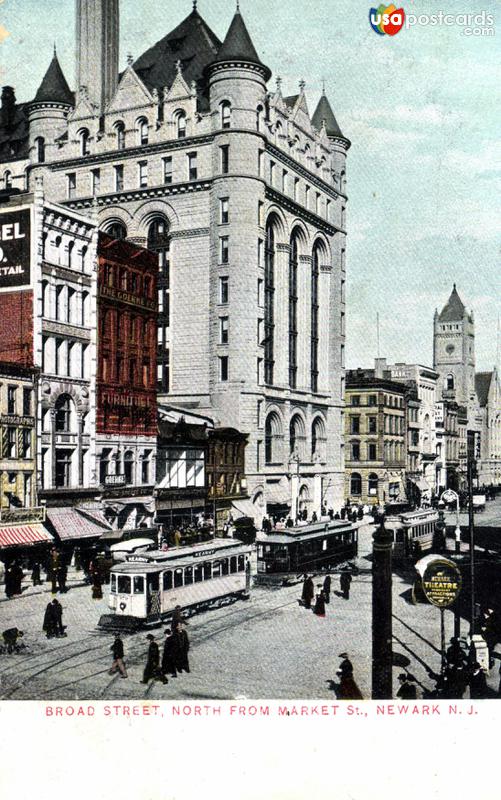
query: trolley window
[
  {"left": 212, "top": 560, "right": 221, "bottom": 578},
  {"left": 203, "top": 562, "right": 212, "bottom": 580},
  {"left": 194, "top": 564, "right": 203, "bottom": 583},
  {"left": 230, "top": 556, "right": 237, "bottom": 574},
  {"left": 257, "top": 545, "right": 264, "bottom": 558},
  {"left": 163, "top": 571, "right": 173, "bottom": 591},
  {"left": 133, "top": 576, "right": 145, "bottom": 594},
  {"left": 322, "top": 539, "right": 327, "bottom": 551},
  {"left": 117, "top": 575, "right": 131, "bottom": 594},
  {"left": 111, "top": 574, "right": 117, "bottom": 593},
  {"left": 149, "top": 574, "right": 159, "bottom": 591},
  {"left": 174, "top": 568, "right": 183, "bottom": 588},
  {"left": 185, "top": 566, "right": 193, "bottom": 586},
  {"left": 238, "top": 554, "right": 245, "bottom": 572},
  {"left": 221, "top": 558, "right": 229, "bottom": 576}
]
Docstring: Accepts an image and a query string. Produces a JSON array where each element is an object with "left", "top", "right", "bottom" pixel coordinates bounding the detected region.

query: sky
[{"left": 0, "top": 0, "right": 499, "bottom": 371}]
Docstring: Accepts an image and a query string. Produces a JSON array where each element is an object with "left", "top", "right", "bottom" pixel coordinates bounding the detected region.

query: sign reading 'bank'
[{"left": 0, "top": 207, "right": 31, "bottom": 291}]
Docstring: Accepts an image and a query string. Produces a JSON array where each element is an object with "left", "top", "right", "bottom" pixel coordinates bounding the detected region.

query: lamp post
[
  {"left": 440, "top": 489, "right": 461, "bottom": 553},
  {"left": 372, "top": 516, "right": 393, "bottom": 699},
  {"left": 289, "top": 453, "right": 300, "bottom": 523}
]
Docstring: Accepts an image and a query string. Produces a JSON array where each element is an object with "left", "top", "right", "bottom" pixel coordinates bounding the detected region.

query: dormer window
[
  {"left": 176, "top": 111, "right": 187, "bottom": 139},
  {"left": 115, "top": 121, "right": 126, "bottom": 150},
  {"left": 79, "top": 128, "right": 90, "bottom": 156},
  {"left": 4, "top": 170, "right": 12, "bottom": 190},
  {"left": 137, "top": 117, "right": 149, "bottom": 146}
]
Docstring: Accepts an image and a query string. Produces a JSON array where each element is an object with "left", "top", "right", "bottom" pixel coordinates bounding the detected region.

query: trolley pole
[{"left": 372, "top": 517, "right": 393, "bottom": 699}]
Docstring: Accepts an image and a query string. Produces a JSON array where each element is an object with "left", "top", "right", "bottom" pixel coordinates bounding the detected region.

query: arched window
[
  {"left": 115, "top": 121, "right": 126, "bottom": 150},
  {"left": 446, "top": 374, "right": 454, "bottom": 391},
  {"left": 264, "top": 218, "right": 276, "bottom": 386},
  {"left": 106, "top": 222, "right": 127, "bottom": 241},
  {"left": 4, "top": 170, "right": 12, "bottom": 190},
  {"left": 311, "top": 417, "right": 326, "bottom": 461},
  {"left": 220, "top": 101, "right": 231, "bottom": 129},
  {"left": 137, "top": 117, "right": 149, "bottom": 146},
  {"left": 176, "top": 111, "right": 186, "bottom": 139},
  {"left": 288, "top": 230, "right": 301, "bottom": 389},
  {"left": 124, "top": 450, "right": 134, "bottom": 485},
  {"left": 81, "top": 245, "right": 88, "bottom": 271},
  {"left": 35, "top": 137, "right": 45, "bottom": 163},
  {"left": 304, "top": 143, "right": 311, "bottom": 163},
  {"left": 265, "top": 412, "right": 282, "bottom": 465},
  {"left": 368, "top": 473, "right": 379, "bottom": 497},
  {"left": 289, "top": 414, "right": 306, "bottom": 459},
  {"left": 311, "top": 242, "right": 321, "bottom": 392},
  {"left": 275, "top": 121, "right": 283, "bottom": 138},
  {"left": 55, "top": 394, "right": 73, "bottom": 433},
  {"left": 67, "top": 241, "right": 74, "bottom": 269},
  {"left": 79, "top": 128, "right": 90, "bottom": 156},
  {"left": 350, "top": 473, "right": 362, "bottom": 496},
  {"left": 256, "top": 104, "right": 264, "bottom": 132}
]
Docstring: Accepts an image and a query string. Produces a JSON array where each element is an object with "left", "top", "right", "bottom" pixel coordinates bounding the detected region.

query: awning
[
  {"left": 265, "top": 482, "right": 291, "bottom": 507},
  {"left": 47, "top": 508, "right": 110, "bottom": 541},
  {"left": 100, "top": 527, "right": 158, "bottom": 544},
  {"left": 232, "top": 498, "right": 259, "bottom": 520},
  {"left": 0, "top": 524, "right": 54, "bottom": 549}
]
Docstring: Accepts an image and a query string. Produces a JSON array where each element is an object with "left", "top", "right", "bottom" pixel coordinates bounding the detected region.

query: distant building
[{"left": 345, "top": 367, "right": 407, "bottom": 506}]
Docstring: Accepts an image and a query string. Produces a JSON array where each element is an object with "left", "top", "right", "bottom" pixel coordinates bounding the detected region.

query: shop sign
[
  {"left": 0, "top": 207, "right": 31, "bottom": 291},
  {"left": 422, "top": 557, "right": 462, "bottom": 608}
]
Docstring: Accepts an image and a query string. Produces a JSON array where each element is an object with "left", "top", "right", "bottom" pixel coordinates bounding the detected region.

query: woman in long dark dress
[{"left": 313, "top": 589, "right": 326, "bottom": 617}]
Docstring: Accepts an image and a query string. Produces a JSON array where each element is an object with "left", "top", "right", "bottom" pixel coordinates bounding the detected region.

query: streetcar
[
  {"left": 384, "top": 508, "right": 439, "bottom": 563},
  {"left": 98, "top": 539, "right": 252, "bottom": 630},
  {"left": 256, "top": 519, "right": 358, "bottom": 586}
]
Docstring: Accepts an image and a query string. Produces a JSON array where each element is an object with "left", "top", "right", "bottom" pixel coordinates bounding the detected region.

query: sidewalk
[{"left": 0, "top": 566, "right": 88, "bottom": 604}]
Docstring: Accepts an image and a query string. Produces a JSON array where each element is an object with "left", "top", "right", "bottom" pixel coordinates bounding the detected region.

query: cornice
[
  {"left": 62, "top": 179, "right": 212, "bottom": 210},
  {"left": 266, "top": 141, "right": 346, "bottom": 201},
  {"left": 265, "top": 186, "right": 338, "bottom": 237}
]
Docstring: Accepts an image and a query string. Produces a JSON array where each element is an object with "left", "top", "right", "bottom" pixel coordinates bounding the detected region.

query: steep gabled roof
[
  {"left": 133, "top": 7, "right": 221, "bottom": 107},
  {"left": 475, "top": 372, "right": 493, "bottom": 407},
  {"left": 283, "top": 95, "right": 300, "bottom": 110},
  {"left": 33, "top": 51, "right": 74, "bottom": 106},
  {"left": 210, "top": 9, "right": 271, "bottom": 80},
  {"left": 438, "top": 284, "right": 467, "bottom": 322},
  {"left": 312, "top": 92, "right": 345, "bottom": 138}
]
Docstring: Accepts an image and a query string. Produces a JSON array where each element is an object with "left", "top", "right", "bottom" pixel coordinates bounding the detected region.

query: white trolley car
[
  {"left": 384, "top": 508, "right": 439, "bottom": 562},
  {"left": 98, "top": 539, "right": 252, "bottom": 630}
]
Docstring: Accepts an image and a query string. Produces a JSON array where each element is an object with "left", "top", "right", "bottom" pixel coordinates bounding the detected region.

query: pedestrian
[
  {"left": 285, "top": 516, "right": 294, "bottom": 528},
  {"left": 301, "top": 575, "right": 314, "bottom": 609},
  {"left": 57, "top": 562, "right": 68, "bottom": 593},
  {"left": 170, "top": 605, "right": 186, "bottom": 633},
  {"left": 11, "top": 562, "right": 23, "bottom": 595},
  {"left": 109, "top": 634, "right": 128, "bottom": 678},
  {"left": 337, "top": 653, "right": 363, "bottom": 699},
  {"left": 51, "top": 598, "right": 65, "bottom": 637},
  {"left": 141, "top": 634, "right": 167, "bottom": 684},
  {"left": 91, "top": 565, "right": 103, "bottom": 600},
  {"left": 396, "top": 673, "right": 417, "bottom": 699},
  {"left": 2, "top": 628, "right": 24, "bottom": 654},
  {"left": 31, "top": 562, "right": 42, "bottom": 587},
  {"left": 162, "top": 629, "right": 177, "bottom": 678},
  {"left": 174, "top": 529, "right": 182, "bottom": 548},
  {"left": 328, "top": 508, "right": 334, "bottom": 520},
  {"left": 446, "top": 637, "right": 467, "bottom": 670},
  {"left": 469, "top": 662, "right": 488, "bottom": 699},
  {"left": 313, "top": 588, "right": 326, "bottom": 617},
  {"left": 311, "top": 511, "right": 318, "bottom": 523},
  {"left": 172, "top": 622, "right": 190, "bottom": 673},
  {"left": 340, "top": 569, "right": 352, "bottom": 600},
  {"left": 43, "top": 601, "right": 56, "bottom": 638},
  {"left": 49, "top": 548, "right": 60, "bottom": 594},
  {"left": 4, "top": 564, "right": 14, "bottom": 598},
  {"left": 323, "top": 575, "right": 331, "bottom": 604},
  {"left": 357, "top": 506, "right": 364, "bottom": 521},
  {"left": 340, "top": 507, "right": 346, "bottom": 520}
]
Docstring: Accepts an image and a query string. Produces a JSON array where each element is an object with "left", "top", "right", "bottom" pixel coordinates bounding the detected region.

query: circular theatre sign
[{"left": 421, "top": 557, "right": 462, "bottom": 608}]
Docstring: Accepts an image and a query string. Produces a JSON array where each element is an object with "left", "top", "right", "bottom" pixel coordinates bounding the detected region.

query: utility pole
[
  {"left": 467, "top": 432, "right": 476, "bottom": 636},
  {"left": 372, "top": 517, "right": 393, "bottom": 699}
]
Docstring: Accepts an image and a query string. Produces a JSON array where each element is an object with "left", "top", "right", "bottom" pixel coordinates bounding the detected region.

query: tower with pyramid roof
[{"left": 433, "top": 284, "right": 476, "bottom": 408}]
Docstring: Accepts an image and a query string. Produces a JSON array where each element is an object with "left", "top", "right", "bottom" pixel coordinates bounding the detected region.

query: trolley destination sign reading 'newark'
[
  {"left": 422, "top": 558, "right": 462, "bottom": 608},
  {"left": 0, "top": 207, "right": 31, "bottom": 290}
]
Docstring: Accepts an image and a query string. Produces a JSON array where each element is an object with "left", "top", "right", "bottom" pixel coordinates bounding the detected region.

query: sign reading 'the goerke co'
[{"left": 0, "top": 207, "right": 31, "bottom": 290}]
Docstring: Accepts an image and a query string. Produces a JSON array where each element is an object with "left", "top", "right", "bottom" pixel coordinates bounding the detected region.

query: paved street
[{"left": 1, "top": 516, "right": 500, "bottom": 701}]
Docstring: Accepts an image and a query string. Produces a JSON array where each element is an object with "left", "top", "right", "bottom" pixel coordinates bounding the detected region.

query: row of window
[
  {"left": 268, "top": 159, "right": 333, "bottom": 220},
  {"left": 99, "top": 448, "right": 152, "bottom": 486},
  {"left": 42, "top": 337, "right": 89, "bottom": 380},
  {"left": 1, "top": 426, "right": 32, "bottom": 459},
  {"left": 349, "top": 472, "right": 380, "bottom": 497},
  {"left": 42, "top": 235, "right": 88, "bottom": 271},
  {"left": 41, "top": 282, "right": 89, "bottom": 326},
  {"left": 3, "top": 386, "right": 33, "bottom": 417},
  {"left": 265, "top": 413, "right": 327, "bottom": 464},
  {"left": 348, "top": 415, "right": 378, "bottom": 435}
]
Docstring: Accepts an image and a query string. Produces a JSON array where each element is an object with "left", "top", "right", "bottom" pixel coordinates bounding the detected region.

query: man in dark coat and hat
[
  {"left": 313, "top": 588, "right": 326, "bottom": 617},
  {"left": 170, "top": 605, "right": 185, "bottom": 633},
  {"left": 172, "top": 622, "right": 190, "bottom": 673},
  {"left": 43, "top": 601, "right": 56, "bottom": 638},
  {"left": 337, "top": 653, "right": 363, "bottom": 699},
  {"left": 396, "top": 673, "right": 417, "bottom": 699},
  {"left": 340, "top": 569, "right": 352, "bottom": 600},
  {"left": 51, "top": 598, "right": 65, "bottom": 636},
  {"left": 469, "top": 663, "right": 488, "bottom": 699},
  {"left": 109, "top": 634, "right": 127, "bottom": 678},
  {"left": 162, "top": 629, "right": 178, "bottom": 678},
  {"left": 141, "top": 634, "right": 167, "bottom": 684},
  {"left": 323, "top": 575, "right": 331, "bottom": 604},
  {"left": 301, "top": 575, "right": 314, "bottom": 609}
]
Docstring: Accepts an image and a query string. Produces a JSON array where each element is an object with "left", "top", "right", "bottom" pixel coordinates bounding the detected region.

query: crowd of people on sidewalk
[{"left": 261, "top": 502, "right": 371, "bottom": 535}]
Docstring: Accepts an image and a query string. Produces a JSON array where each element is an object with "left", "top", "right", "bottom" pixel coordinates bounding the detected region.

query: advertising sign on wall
[{"left": 0, "top": 206, "right": 31, "bottom": 291}]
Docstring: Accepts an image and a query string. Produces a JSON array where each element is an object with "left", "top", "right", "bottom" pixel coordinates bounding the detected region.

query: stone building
[
  {"left": 345, "top": 368, "right": 407, "bottom": 506},
  {"left": 0, "top": 1, "right": 349, "bottom": 519}
]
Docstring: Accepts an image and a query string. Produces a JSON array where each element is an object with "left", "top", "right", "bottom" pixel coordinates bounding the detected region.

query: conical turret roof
[
  {"left": 312, "top": 92, "right": 346, "bottom": 139},
  {"left": 438, "top": 284, "right": 467, "bottom": 322},
  {"left": 33, "top": 51, "right": 74, "bottom": 106},
  {"left": 211, "top": 9, "right": 271, "bottom": 79}
]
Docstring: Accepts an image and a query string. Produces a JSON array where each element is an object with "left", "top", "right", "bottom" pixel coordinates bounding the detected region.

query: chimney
[
  {"left": 374, "top": 357, "right": 387, "bottom": 378},
  {"left": 1, "top": 86, "right": 16, "bottom": 129}
]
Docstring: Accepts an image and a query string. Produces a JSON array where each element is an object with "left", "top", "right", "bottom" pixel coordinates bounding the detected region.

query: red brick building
[{"left": 96, "top": 233, "right": 158, "bottom": 536}]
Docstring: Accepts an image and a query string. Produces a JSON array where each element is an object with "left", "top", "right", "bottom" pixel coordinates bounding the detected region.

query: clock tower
[{"left": 433, "top": 285, "right": 476, "bottom": 407}]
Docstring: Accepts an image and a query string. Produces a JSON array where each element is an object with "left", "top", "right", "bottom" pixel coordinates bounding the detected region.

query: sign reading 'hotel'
[{"left": 0, "top": 207, "right": 31, "bottom": 290}]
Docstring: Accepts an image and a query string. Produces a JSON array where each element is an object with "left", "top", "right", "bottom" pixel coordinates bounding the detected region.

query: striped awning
[
  {"left": 0, "top": 524, "right": 54, "bottom": 549},
  {"left": 47, "top": 508, "right": 109, "bottom": 541}
]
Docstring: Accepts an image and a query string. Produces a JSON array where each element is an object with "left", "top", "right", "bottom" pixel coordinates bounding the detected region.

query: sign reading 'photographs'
[{"left": 0, "top": 207, "right": 31, "bottom": 290}]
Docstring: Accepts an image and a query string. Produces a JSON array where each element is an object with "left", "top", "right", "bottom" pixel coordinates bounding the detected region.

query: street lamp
[
  {"left": 288, "top": 453, "right": 300, "bottom": 522},
  {"left": 440, "top": 489, "right": 461, "bottom": 553}
]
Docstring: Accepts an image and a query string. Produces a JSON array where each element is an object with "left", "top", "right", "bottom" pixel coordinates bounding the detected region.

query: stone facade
[{"left": 0, "top": 3, "right": 349, "bottom": 519}]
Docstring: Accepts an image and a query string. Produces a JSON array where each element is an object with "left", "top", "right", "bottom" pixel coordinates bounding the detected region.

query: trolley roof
[
  {"left": 119, "top": 538, "right": 250, "bottom": 565},
  {"left": 260, "top": 520, "right": 357, "bottom": 545},
  {"left": 385, "top": 508, "right": 439, "bottom": 527}
]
